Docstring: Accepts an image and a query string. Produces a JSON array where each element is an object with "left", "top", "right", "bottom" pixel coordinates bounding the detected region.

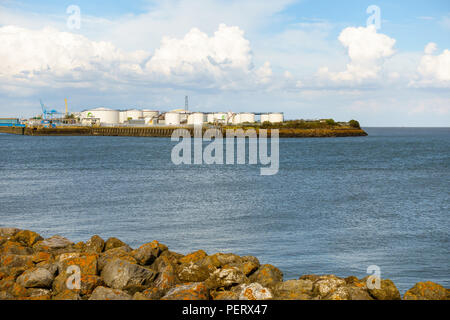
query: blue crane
[{"left": 39, "top": 99, "right": 58, "bottom": 120}]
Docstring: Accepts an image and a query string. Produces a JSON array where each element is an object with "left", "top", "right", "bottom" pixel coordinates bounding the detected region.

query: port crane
[{"left": 39, "top": 99, "right": 60, "bottom": 120}]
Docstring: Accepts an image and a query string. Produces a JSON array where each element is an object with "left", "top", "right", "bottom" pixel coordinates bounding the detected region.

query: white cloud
[
  {"left": 254, "top": 61, "right": 272, "bottom": 84},
  {"left": 0, "top": 25, "right": 149, "bottom": 81},
  {"left": 411, "top": 43, "right": 450, "bottom": 87},
  {"left": 0, "top": 24, "right": 273, "bottom": 92},
  {"left": 317, "top": 25, "right": 396, "bottom": 84},
  {"left": 145, "top": 24, "right": 255, "bottom": 86},
  {"left": 424, "top": 42, "right": 437, "bottom": 55}
]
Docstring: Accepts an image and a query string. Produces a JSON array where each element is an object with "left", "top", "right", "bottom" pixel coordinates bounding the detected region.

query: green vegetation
[
  {"left": 349, "top": 120, "right": 360, "bottom": 128},
  {"left": 258, "top": 119, "right": 355, "bottom": 129}
]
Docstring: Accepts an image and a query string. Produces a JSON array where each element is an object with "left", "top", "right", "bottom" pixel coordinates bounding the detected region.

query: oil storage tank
[
  {"left": 268, "top": 112, "right": 283, "bottom": 123},
  {"left": 126, "top": 109, "right": 144, "bottom": 120},
  {"left": 119, "top": 111, "right": 127, "bottom": 123},
  {"left": 232, "top": 113, "right": 241, "bottom": 125},
  {"left": 187, "top": 112, "right": 205, "bottom": 125},
  {"left": 142, "top": 110, "right": 159, "bottom": 119},
  {"left": 214, "top": 112, "right": 228, "bottom": 123},
  {"left": 165, "top": 112, "right": 181, "bottom": 125},
  {"left": 84, "top": 107, "right": 119, "bottom": 124},
  {"left": 239, "top": 113, "right": 255, "bottom": 123},
  {"left": 260, "top": 113, "right": 270, "bottom": 123}
]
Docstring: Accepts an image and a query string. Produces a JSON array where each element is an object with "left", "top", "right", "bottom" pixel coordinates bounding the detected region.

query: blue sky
[{"left": 0, "top": 0, "right": 449, "bottom": 126}]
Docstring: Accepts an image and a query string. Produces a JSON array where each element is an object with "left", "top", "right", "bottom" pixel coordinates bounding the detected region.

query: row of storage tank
[
  {"left": 79, "top": 107, "right": 283, "bottom": 125},
  {"left": 165, "top": 112, "right": 283, "bottom": 125},
  {"left": 80, "top": 108, "right": 159, "bottom": 124}
]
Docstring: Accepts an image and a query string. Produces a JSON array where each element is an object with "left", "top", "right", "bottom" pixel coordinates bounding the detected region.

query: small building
[{"left": 0, "top": 118, "right": 21, "bottom": 126}]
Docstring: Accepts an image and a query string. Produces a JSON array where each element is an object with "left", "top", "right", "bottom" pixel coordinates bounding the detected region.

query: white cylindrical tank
[
  {"left": 119, "top": 111, "right": 127, "bottom": 123},
  {"left": 239, "top": 113, "right": 255, "bottom": 123},
  {"left": 269, "top": 113, "right": 283, "bottom": 123},
  {"left": 260, "top": 114, "right": 270, "bottom": 123},
  {"left": 232, "top": 113, "right": 240, "bottom": 125},
  {"left": 214, "top": 112, "right": 227, "bottom": 123},
  {"left": 165, "top": 112, "right": 180, "bottom": 125},
  {"left": 142, "top": 110, "right": 159, "bottom": 119},
  {"left": 126, "top": 109, "right": 144, "bottom": 120},
  {"left": 187, "top": 112, "right": 204, "bottom": 125},
  {"left": 84, "top": 108, "right": 119, "bottom": 124}
]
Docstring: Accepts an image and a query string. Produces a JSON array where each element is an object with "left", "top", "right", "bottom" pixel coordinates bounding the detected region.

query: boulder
[
  {"left": 273, "top": 279, "right": 313, "bottom": 300},
  {"left": 366, "top": 278, "right": 401, "bottom": 300},
  {"left": 238, "top": 283, "right": 273, "bottom": 300},
  {"left": 211, "top": 290, "right": 239, "bottom": 300},
  {"left": 249, "top": 264, "right": 283, "bottom": 288},
  {"left": 35, "top": 262, "right": 58, "bottom": 277},
  {"left": 11, "top": 230, "right": 43, "bottom": 247},
  {"left": 179, "top": 250, "right": 207, "bottom": 264},
  {"left": 74, "top": 242, "right": 86, "bottom": 252},
  {"left": 0, "top": 254, "right": 34, "bottom": 278},
  {"left": 104, "top": 237, "right": 128, "bottom": 251},
  {"left": 0, "top": 290, "right": 14, "bottom": 300},
  {"left": 26, "top": 288, "right": 52, "bottom": 298},
  {"left": 89, "top": 286, "right": 132, "bottom": 300},
  {"left": 131, "top": 240, "right": 167, "bottom": 265},
  {"left": 1, "top": 241, "right": 34, "bottom": 255},
  {"left": 34, "top": 235, "right": 73, "bottom": 251},
  {"left": 85, "top": 235, "right": 105, "bottom": 253},
  {"left": 59, "top": 253, "right": 98, "bottom": 276},
  {"left": 97, "top": 246, "right": 136, "bottom": 272},
  {"left": 53, "top": 289, "right": 81, "bottom": 300},
  {"left": 177, "top": 262, "right": 211, "bottom": 283},
  {"left": 133, "top": 286, "right": 165, "bottom": 300},
  {"left": 205, "top": 266, "right": 247, "bottom": 290},
  {"left": 312, "top": 275, "right": 346, "bottom": 298},
  {"left": 16, "top": 267, "right": 54, "bottom": 288},
  {"left": 161, "top": 282, "right": 209, "bottom": 300},
  {"left": 0, "top": 228, "right": 20, "bottom": 238},
  {"left": 153, "top": 256, "right": 179, "bottom": 290},
  {"left": 101, "top": 259, "right": 156, "bottom": 290},
  {"left": 403, "top": 281, "right": 448, "bottom": 300},
  {"left": 32, "top": 251, "right": 53, "bottom": 264},
  {"left": 79, "top": 274, "right": 104, "bottom": 295}
]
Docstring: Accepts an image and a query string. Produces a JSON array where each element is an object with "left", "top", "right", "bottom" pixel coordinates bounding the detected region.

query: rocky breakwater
[{"left": 0, "top": 228, "right": 448, "bottom": 300}]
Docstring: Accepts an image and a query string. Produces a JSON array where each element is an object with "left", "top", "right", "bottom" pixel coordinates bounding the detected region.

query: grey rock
[
  {"left": 16, "top": 267, "right": 54, "bottom": 288},
  {"left": 0, "top": 228, "right": 20, "bottom": 238},
  {"left": 36, "top": 235, "right": 73, "bottom": 250},
  {"left": 85, "top": 235, "right": 105, "bottom": 253},
  {"left": 101, "top": 259, "right": 156, "bottom": 290},
  {"left": 89, "top": 286, "right": 132, "bottom": 300}
]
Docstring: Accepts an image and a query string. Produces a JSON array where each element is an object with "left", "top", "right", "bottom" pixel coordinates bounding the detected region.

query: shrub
[{"left": 349, "top": 120, "right": 360, "bottom": 128}]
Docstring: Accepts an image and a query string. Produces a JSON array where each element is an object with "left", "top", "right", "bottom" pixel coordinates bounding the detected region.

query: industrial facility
[
  {"left": 14, "top": 97, "right": 284, "bottom": 128},
  {"left": 74, "top": 108, "right": 284, "bottom": 127}
]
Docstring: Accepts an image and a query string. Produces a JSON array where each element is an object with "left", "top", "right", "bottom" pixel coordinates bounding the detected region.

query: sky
[{"left": 0, "top": 0, "right": 449, "bottom": 126}]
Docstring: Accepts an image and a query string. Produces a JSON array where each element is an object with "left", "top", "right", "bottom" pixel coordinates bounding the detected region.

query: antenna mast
[{"left": 185, "top": 96, "right": 189, "bottom": 111}]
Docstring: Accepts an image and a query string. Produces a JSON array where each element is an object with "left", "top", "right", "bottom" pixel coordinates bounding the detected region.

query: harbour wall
[{"left": 1, "top": 126, "right": 368, "bottom": 138}]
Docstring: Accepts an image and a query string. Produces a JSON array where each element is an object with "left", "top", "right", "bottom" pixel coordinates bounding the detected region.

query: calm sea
[{"left": 0, "top": 127, "right": 448, "bottom": 293}]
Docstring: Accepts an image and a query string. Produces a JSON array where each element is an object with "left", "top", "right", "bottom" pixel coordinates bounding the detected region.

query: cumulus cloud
[
  {"left": 0, "top": 24, "right": 274, "bottom": 91},
  {"left": 318, "top": 25, "right": 396, "bottom": 84},
  {"left": 410, "top": 43, "right": 450, "bottom": 87},
  {"left": 145, "top": 24, "right": 257, "bottom": 87},
  {"left": 0, "top": 25, "right": 149, "bottom": 81}
]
